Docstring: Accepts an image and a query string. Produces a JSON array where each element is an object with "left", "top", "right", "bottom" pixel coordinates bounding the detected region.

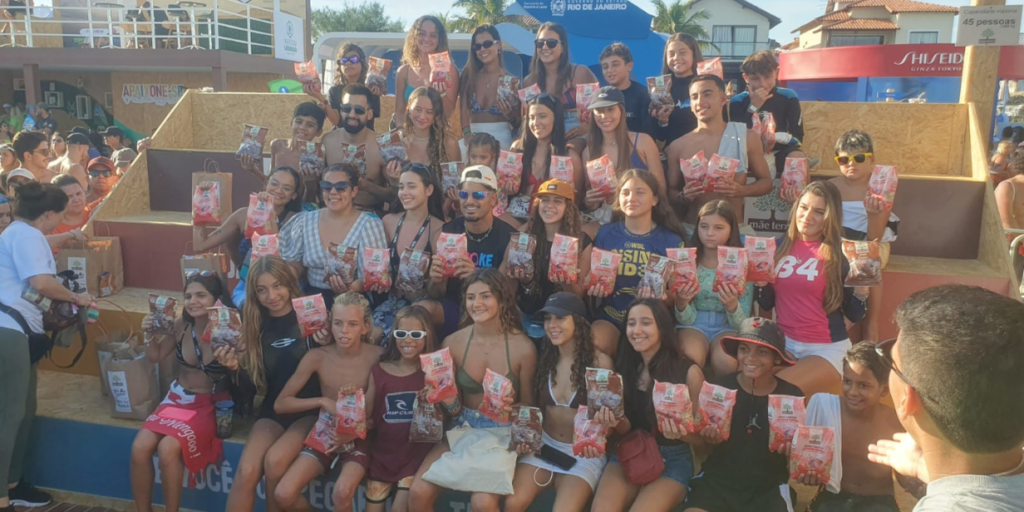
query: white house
[
  {"left": 793, "top": 0, "right": 958, "bottom": 49},
  {"left": 689, "top": 0, "right": 781, "bottom": 62}
]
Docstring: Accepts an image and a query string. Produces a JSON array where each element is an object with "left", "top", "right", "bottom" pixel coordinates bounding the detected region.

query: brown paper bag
[
  {"left": 56, "top": 236, "right": 124, "bottom": 297},
  {"left": 98, "top": 338, "right": 159, "bottom": 419},
  {"left": 96, "top": 331, "right": 131, "bottom": 397},
  {"left": 192, "top": 172, "right": 232, "bottom": 220}
]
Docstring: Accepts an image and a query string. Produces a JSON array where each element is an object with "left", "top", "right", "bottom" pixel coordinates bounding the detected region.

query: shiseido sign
[{"left": 892, "top": 51, "right": 964, "bottom": 73}]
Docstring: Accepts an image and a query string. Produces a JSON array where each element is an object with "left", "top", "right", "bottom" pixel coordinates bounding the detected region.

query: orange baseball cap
[{"left": 536, "top": 178, "right": 574, "bottom": 202}]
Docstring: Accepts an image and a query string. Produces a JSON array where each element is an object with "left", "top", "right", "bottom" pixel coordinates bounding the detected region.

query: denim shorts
[
  {"left": 609, "top": 442, "right": 694, "bottom": 486},
  {"left": 679, "top": 310, "right": 735, "bottom": 342},
  {"left": 455, "top": 407, "right": 508, "bottom": 429}
]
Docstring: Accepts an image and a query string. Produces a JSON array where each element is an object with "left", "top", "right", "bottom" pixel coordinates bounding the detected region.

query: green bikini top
[{"left": 455, "top": 327, "right": 520, "bottom": 397}]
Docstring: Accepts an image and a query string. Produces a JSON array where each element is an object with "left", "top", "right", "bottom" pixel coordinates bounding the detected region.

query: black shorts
[
  {"left": 808, "top": 489, "right": 900, "bottom": 512},
  {"left": 684, "top": 473, "right": 791, "bottom": 512},
  {"left": 773, "top": 145, "right": 803, "bottom": 178}
]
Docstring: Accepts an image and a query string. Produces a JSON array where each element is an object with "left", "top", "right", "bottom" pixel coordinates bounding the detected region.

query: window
[
  {"left": 908, "top": 31, "right": 939, "bottom": 44},
  {"left": 711, "top": 25, "right": 757, "bottom": 58},
  {"left": 829, "top": 35, "right": 885, "bottom": 46}
]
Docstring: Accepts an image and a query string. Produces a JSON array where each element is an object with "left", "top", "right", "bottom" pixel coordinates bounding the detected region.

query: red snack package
[
  {"left": 868, "top": 165, "right": 898, "bottom": 210},
  {"left": 586, "top": 155, "right": 617, "bottom": 200},
  {"left": 250, "top": 233, "right": 279, "bottom": 260},
  {"left": 395, "top": 249, "right": 430, "bottom": 296},
  {"left": 420, "top": 347, "right": 458, "bottom": 404},
  {"left": 550, "top": 155, "right": 574, "bottom": 186},
  {"left": 697, "top": 57, "right": 724, "bottom": 80},
  {"left": 428, "top": 51, "right": 452, "bottom": 90},
  {"left": 572, "top": 406, "right": 607, "bottom": 457},
  {"left": 508, "top": 405, "right": 543, "bottom": 452},
  {"left": 300, "top": 141, "right": 325, "bottom": 176},
  {"left": 549, "top": 234, "right": 580, "bottom": 284},
  {"left": 202, "top": 305, "right": 242, "bottom": 350},
  {"left": 326, "top": 244, "right": 358, "bottom": 284},
  {"left": 780, "top": 157, "right": 809, "bottom": 200},
  {"left": 583, "top": 248, "right": 621, "bottom": 296},
  {"left": 666, "top": 247, "right": 698, "bottom": 294},
  {"left": 366, "top": 56, "right": 392, "bottom": 93},
  {"left": 410, "top": 389, "right": 444, "bottom": 443},
  {"left": 637, "top": 253, "right": 673, "bottom": 298},
  {"left": 706, "top": 154, "right": 739, "bottom": 193},
  {"left": 768, "top": 394, "right": 806, "bottom": 452},
  {"left": 497, "top": 75, "right": 521, "bottom": 106},
  {"left": 575, "top": 82, "right": 600, "bottom": 111},
  {"left": 479, "top": 369, "right": 514, "bottom": 424},
  {"left": 790, "top": 426, "right": 835, "bottom": 484},
  {"left": 441, "top": 161, "right": 462, "bottom": 195},
  {"left": 507, "top": 232, "right": 537, "bottom": 281},
  {"left": 147, "top": 294, "right": 178, "bottom": 336},
  {"left": 759, "top": 112, "right": 777, "bottom": 153},
  {"left": 654, "top": 380, "right": 696, "bottom": 434},
  {"left": 518, "top": 83, "right": 541, "bottom": 104},
  {"left": 681, "top": 150, "right": 709, "bottom": 192},
  {"left": 647, "top": 75, "right": 673, "bottom": 109},
  {"left": 236, "top": 124, "right": 268, "bottom": 160},
  {"left": 294, "top": 59, "right": 319, "bottom": 83},
  {"left": 304, "top": 409, "right": 337, "bottom": 454},
  {"left": 292, "top": 294, "right": 327, "bottom": 338},
  {"left": 244, "top": 192, "right": 273, "bottom": 238},
  {"left": 437, "top": 233, "right": 468, "bottom": 278},
  {"left": 338, "top": 143, "right": 367, "bottom": 173},
  {"left": 744, "top": 236, "right": 776, "bottom": 283},
  {"left": 497, "top": 150, "right": 523, "bottom": 192},
  {"left": 336, "top": 389, "right": 367, "bottom": 440},
  {"left": 842, "top": 239, "right": 882, "bottom": 287},
  {"left": 696, "top": 381, "right": 738, "bottom": 441},
  {"left": 586, "top": 367, "right": 624, "bottom": 420},
  {"left": 378, "top": 130, "right": 408, "bottom": 164},
  {"left": 362, "top": 247, "right": 392, "bottom": 292},
  {"left": 713, "top": 246, "right": 748, "bottom": 294},
  {"left": 192, "top": 182, "right": 222, "bottom": 227}
]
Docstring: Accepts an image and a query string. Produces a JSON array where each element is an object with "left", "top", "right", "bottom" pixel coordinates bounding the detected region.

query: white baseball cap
[
  {"left": 460, "top": 164, "right": 498, "bottom": 191},
  {"left": 7, "top": 168, "right": 35, "bottom": 182}
]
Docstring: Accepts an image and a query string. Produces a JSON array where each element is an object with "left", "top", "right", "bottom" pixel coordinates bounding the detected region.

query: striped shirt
[{"left": 279, "top": 209, "right": 387, "bottom": 289}]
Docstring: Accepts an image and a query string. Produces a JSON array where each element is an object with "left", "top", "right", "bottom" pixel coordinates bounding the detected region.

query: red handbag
[{"left": 615, "top": 429, "right": 664, "bottom": 485}]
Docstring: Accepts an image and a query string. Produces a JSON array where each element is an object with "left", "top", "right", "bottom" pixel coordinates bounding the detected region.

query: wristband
[
  {"left": 747, "top": 104, "right": 759, "bottom": 114},
  {"left": 442, "top": 396, "right": 461, "bottom": 412},
  {"left": 462, "top": 126, "right": 471, "bottom": 137}
]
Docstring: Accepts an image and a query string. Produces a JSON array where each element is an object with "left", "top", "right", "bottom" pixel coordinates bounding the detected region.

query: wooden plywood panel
[
  {"left": 191, "top": 92, "right": 308, "bottom": 150},
  {"left": 150, "top": 88, "right": 194, "bottom": 150},
  {"left": 802, "top": 102, "right": 967, "bottom": 176}
]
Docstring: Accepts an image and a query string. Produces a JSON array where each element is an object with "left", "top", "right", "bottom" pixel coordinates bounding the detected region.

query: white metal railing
[
  {"left": 702, "top": 41, "right": 773, "bottom": 59},
  {"left": 0, "top": 0, "right": 277, "bottom": 56}
]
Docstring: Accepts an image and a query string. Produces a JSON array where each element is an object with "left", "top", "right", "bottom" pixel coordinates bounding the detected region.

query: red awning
[{"left": 780, "top": 44, "right": 1024, "bottom": 80}]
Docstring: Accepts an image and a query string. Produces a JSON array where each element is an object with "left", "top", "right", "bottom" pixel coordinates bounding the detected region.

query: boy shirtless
[
  {"left": 273, "top": 293, "right": 384, "bottom": 512},
  {"left": 241, "top": 101, "right": 326, "bottom": 203},
  {"left": 322, "top": 83, "right": 391, "bottom": 212},
  {"left": 803, "top": 342, "right": 924, "bottom": 511},
  {"left": 666, "top": 74, "right": 772, "bottom": 237},
  {"left": 827, "top": 130, "right": 898, "bottom": 343}
]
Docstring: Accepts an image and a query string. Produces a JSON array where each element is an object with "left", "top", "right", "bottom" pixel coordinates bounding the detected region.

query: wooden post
[
  {"left": 959, "top": 0, "right": 1006, "bottom": 133},
  {"left": 22, "top": 63, "right": 41, "bottom": 107}
]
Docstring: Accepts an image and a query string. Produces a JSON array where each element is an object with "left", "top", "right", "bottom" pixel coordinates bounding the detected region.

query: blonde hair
[
  {"left": 776, "top": 181, "right": 845, "bottom": 313},
  {"left": 332, "top": 292, "right": 373, "bottom": 344},
  {"left": 998, "top": 140, "right": 1015, "bottom": 157},
  {"left": 241, "top": 255, "right": 303, "bottom": 390}
]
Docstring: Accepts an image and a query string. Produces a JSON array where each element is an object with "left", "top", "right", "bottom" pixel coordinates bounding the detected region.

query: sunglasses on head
[
  {"left": 339, "top": 104, "right": 367, "bottom": 115},
  {"left": 834, "top": 152, "right": 873, "bottom": 166},
  {"left": 321, "top": 180, "right": 351, "bottom": 192},
  {"left": 393, "top": 330, "right": 426, "bottom": 339},
  {"left": 338, "top": 56, "right": 361, "bottom": 65},
  {"left": 535, "top": 38, "right": 560, "bottom": 49},
  {"left": 458, "top": 190, "right": 490, "bottom": 201},
  {"left": 473, "top": 40, "right": 497, "bottom": 52},
  {"left": 89, "top": 169, "right": 112, "bottom": 178},
  {"left": 185, "top": 269, "right": 217, "bottom": 278}
]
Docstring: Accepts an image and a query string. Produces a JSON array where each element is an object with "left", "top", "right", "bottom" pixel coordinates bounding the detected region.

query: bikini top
[
  {"left": 471, "top": 93, "right": 502, "bottom": 116},
  {"left": 539, "top": 373, "right": 586, "bottom": 410},
  {"left": 176, "top": 327, "right": 229, "bottom": 382},
  {"left": 455, "top": 328, "right": 520, "bottom": 396},
  {"left": 629, "top": 132, "right": 647, "bottom": 171}
]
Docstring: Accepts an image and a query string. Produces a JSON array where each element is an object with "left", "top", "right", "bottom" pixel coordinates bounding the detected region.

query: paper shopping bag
[
  {"left": 56, "top": 237, "right": 124, "bottom": 297},
  {"left": 98, "top": 339, "right": 159, "bottom": 419}
]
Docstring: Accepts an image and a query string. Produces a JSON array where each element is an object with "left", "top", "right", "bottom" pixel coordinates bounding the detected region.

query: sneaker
[{"left": 8, "top": 481, "right": 52, "bottom": 508}]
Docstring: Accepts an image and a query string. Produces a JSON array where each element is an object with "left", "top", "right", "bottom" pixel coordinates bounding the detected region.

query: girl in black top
[
  {"left": 653, "top": 33, "right": 702, "bottom": 146},
  {"left": 591, "top": 299, "right": 706, "bottom": 512},
  {"left": 305, "top": 42, "right": 382, "bottom": 130}
]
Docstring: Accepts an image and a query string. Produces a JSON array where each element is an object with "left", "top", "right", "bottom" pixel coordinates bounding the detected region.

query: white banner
[
  {"left": 957, "top": 5, "right": 1023, "bottom": 47},
  {"left": 274, "top": 10, "right": 304, "bottom": 62}
]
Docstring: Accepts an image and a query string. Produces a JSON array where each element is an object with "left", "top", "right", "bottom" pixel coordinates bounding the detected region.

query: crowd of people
[{"left": 0, "top": 15, "right": 1021, "bottom": 512}]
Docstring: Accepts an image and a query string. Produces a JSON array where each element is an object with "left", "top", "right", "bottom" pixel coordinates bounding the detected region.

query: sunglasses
[
  {"left": 473, "top": 40, "right": 497, "bottom": 52},
  {"left": 339, "top": 104, "right": 367, "bottom": 115},
  {"left": 458, "top": 190, "right": 490, "bottom": 201},
  {"left": 875, "top": 338, "right": 937, "bottom": 403},
  {"left": 535, "top": 38, "right": 561, "bottom": 49},
  {"left": 338, "top": 56, "right": 361, "bottom": 65},
  {"left": 320, "top": 180, "right": 352, "bottom": 192},
  {"left": 393, "top": 330, "right": 427, "bottom": 339},
  {"left": 185, "top": 269, "right": 217, "bottom": 278},
  {"left": 89, "top": 169, "right": 113, "bottom": 178},
  {"left": 834, "top": 153, "right": 873, "bottom": 166}
]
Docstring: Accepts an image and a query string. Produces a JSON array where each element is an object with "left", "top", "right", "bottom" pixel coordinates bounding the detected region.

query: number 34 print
[{"left": 776, "top": 257, "right": 819, "bottom": 281}]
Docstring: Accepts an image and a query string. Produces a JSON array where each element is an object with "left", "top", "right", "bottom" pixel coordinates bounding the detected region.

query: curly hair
[
  {"left": 241, "top": 255, "right": 303, "bottom": 391},
  {"left": 404, "top": 86, "right": 451, "bottom": 185},
  {"left": 459, "top": 268, "right": 521, "bottom": 334},
  {"left": 532, "top": 313, "right": 595, "bottom": 405},
  {"left": 520, "top": 191, "right": 584, "bottom": 299},
  {"left": 333, "top": 43, "right": 368, "bottom": 87},
  {"left": 402, "top": 15, "right": 449, "bottom": 69}
]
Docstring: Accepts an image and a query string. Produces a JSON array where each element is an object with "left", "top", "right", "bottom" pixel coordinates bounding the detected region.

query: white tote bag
[{"left": 422, "top": 423, "right": 517, "bottom": 495}]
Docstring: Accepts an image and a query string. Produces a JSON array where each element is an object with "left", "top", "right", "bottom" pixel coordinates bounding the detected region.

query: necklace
[
  {"left": 994, "top": 454, "right": 1024, "bottom": 477},
  {"left": 466, "top": 225, "right": 493, "bottom": 243},
  {"left": 410, "top": 134, "right": 429, "bottom": 142}
]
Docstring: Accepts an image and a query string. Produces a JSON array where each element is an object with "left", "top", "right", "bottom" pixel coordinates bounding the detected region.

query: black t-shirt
[
  {"left": 441, "top": 217, "right": 517, "bottom": 300},
  {"left": 701, "top": 373, "right": 803, "bottom": 488},
  {"left": 329, "top": 84, "right": 381, "bottom": 131},
  {"left": 519, "top": 232, "right": 593, "bottom": 315},
  {"left": 622, "top": 80, "right": 655, "bottom": 139},
  {"left": 258, "top": 310, "right": 321, "bottom": 419},
  {"left": 38, "top": 117, "right": 57, "bottom": 133},
  {"left": 623, "top": 357, "right": 695, "bottom": 446},
  {"left": 655, "top": 74, "right": 698, "bottom": 145},
  {"left": 728, "top": 86, "right": 804, "bottom": 150}
]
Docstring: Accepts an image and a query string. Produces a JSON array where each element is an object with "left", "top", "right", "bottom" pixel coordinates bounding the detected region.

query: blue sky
[{"left": 314, "top": 0, "right": 1024, "bottom": 42}]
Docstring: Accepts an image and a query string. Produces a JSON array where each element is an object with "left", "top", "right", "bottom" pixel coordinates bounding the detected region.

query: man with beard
[
  {"left": 323, "top": 84, "right": 391, "bottom": 211},
  {"left": 240, "top": 102, "right": 326, "bottom": 203},
  {"left": 47, "top": 132, "right": 89, "bottom": 189}
]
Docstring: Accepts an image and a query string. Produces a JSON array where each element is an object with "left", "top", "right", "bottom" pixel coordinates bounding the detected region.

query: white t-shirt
[{"left": 0, "top": 220, "right": 58, "bottom": 333}]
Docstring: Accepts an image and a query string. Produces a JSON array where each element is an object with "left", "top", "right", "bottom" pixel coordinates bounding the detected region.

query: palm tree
[
  {"left": 449, "top": 0, "right": 537, "bottom": 32},
  {"left": 432, "top": 11, "right": 458, "bottom": 32},
  {"left": 651, "top": 0, "right": 716, "bottom": 51}
]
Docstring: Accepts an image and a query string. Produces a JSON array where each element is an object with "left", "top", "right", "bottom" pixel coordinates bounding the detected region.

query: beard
[{"left": 342, "top": 117, "right": 365, "bottom": 134}]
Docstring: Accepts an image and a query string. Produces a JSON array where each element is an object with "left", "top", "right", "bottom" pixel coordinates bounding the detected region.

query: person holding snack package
[
  {"left": 394, "top": 15, "right": 459, "bottom": 127},
  {"left": 130, "top": 273, "right": 234, "bottom": 512},
  {"left": 510, "top": 94, "right": 586, "bottom": 207},
  {"left": 458, "top": 25, "right": 521, "bottom": 151},
  {"left": 464, "top": 133, "right": 515, "bottom": 225},
  {"left": 304, "top": 42, "right": 382, "bottom": 130},
  {"left": 504, "top": 293, "right": 613, "bottom": 512},
  {"left": 827, "top": 130, "right": 898, "bottom": 344},
  {"left": 599, "top": 43, "right": 656, "bottom": 139},
  {"left": 239, "top": 102, "right": 327, "bottom": 202},
  {"left": 323, "top": 84, "right": 393, "bottom": 212},
  {"left": 755, "top": 181, "right": 868, "bottom": 397},
  {"left": 395, "top": 87, "right": 462, "bottom": 199},
  {"left": 212, "top": 256, "right": 329, "bottom": 512},
  {"left": 652, "top": 33, "right": 702, "bottom": 146},
  {"left": 271, "top": 293, "right": 384, "bottom": 512},
  {"left": 279, "top": 164, "right": 388, "bottom": 307},
  {"left": 666, "top": 74, "right": 772, "bottom": 238},
  {"left": 373, "top": 163, "right": 446, "bottom": 340},
  {"left": 408, "top": 269, "right": 537, "bottom": 512},
  {"left": 523, "top": 22, "right": 600, "bottom": 143},
  {"left": 590, "top": 299, "right": 705, "bottom": 512},
  {"left": 587, "top": 169, "right": 686, "bottom": 357},
  {"left": 502, "top": 179, "right": 592, "bottom": 339},
  {"left": 674, "top": 200, "right": 753, "bottom": 376},
  {"left": 683, "top": 317, "right": 802, "bottom": 512}
]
